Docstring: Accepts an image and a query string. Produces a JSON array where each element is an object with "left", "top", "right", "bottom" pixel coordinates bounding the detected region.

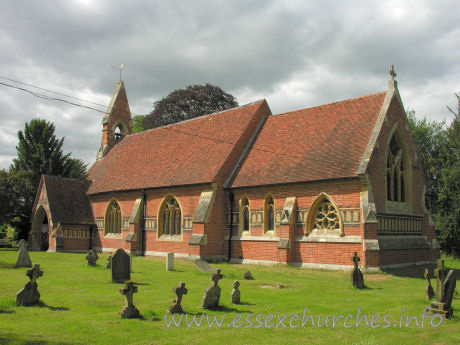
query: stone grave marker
[
  {"left": 200, "top": 268, "right": 223, "bottom": 309},
  {"left": 230, "top": 280, "right": 240, "bottom": 304},
  {"left": 112, "top": 249, "right": 131, "bottom": 283},
  {"left": 166, "top": 253, "right": 174, "bottom": 271},
  {"left": 350, "top": 252, "right": 364, "bottom": 289},
  {"left": 167, "top": 282, "right": 188, "bottom": 314},
  {"left": 106, "top": 254, "right": 112, "bottom": 269},
  {"left": 86, "top": 250, "right": 98, "bottom": 266},
  {"left": 16, "top": 264, "right": 43, "bottom": 306},
  {"left": 195, "top": 259, "right": 213, "bottom": 273},
  {"left": 119, "top": 281, "right": 140, "bottom": 318},
  {"left": 424, "top": 268, "right": 435, "bottom": 300},
  {"left": 243, "top": 270, "right": 254, "bottom": 280},
  {"left": 15, "top": 239, "right": 32, "bottom": 268},
  {"left": 428, "top": 259, "right": 455, "bottom": 319}
]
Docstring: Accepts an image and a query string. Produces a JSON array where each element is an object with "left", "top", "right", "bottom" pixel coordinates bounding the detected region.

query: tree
[
  {"left": 143, "top": 83, "right": 238, "bottom": 130},
  {"left": 132, "top": 115, "right": 145, "bottom": 133},
  {"left": 7, "top": 118, "right": 87, "bottom": 240},
  {"left": 407, "top": 94, "right": 460, "bottom": 253}
]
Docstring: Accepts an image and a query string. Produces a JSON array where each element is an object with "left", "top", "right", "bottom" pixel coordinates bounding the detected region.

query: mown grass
[{"left": 0, "top": 250, "right": 459, "bottom": 345}]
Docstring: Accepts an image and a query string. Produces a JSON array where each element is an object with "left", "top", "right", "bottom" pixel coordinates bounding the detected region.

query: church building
[{"left": 29, "top": 67, "right": 440, "bottom": 270}]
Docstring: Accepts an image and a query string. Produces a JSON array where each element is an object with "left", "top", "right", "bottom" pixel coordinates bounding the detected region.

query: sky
[{"left": 1, "top": 0, "right": 459, "bottom": 170}]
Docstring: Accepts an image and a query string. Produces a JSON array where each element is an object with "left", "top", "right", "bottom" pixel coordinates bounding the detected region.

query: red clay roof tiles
[
  {"left": 87, "top": 101, "right": 268, "bottom": 194},
  {"left": 231, "top": 91, "right": 387, "bottom": 187}
]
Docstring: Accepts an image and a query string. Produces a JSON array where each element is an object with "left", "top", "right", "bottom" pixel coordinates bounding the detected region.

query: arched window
[
  {"left": 264, "top": 195, "right": 275, "bottom": 232},
  {"left": 158, "top": 196, "right": 181, "bottom": 236},
  {"left": 105, "top": 200, "right": 122, "bottom": 235},
  {"left": 386, "top": 133, "right": 408, "bottom": 202},
  {"left": 240, "top": 196, "right": 250, "bottom": 234},
  {"left": 306, "top": 193, "right": 343, "bottom": 236}
]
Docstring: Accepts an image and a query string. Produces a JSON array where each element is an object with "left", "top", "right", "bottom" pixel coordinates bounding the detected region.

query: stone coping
[
  {"left": 295, "top": 235, "right": 362, "bottom": 243},
  {"left": 231, "top": 235, "right": 280, "bottom": 242}
]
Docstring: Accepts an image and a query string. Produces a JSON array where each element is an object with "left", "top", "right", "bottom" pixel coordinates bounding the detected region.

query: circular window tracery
[{"left": 313, "top": 200, "right": 340, "bottom": 232}]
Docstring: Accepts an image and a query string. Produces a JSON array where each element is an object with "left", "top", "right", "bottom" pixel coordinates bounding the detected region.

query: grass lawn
[{"left": 1, "top": 250, "right": 459, "bottom": 345}]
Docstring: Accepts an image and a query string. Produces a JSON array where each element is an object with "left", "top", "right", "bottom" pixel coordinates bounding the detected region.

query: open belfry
[{"left": 29, "top": 67, "right": 439, "bottom": 270}]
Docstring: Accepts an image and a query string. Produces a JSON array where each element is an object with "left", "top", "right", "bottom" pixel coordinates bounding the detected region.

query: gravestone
[
  {"left": 119, "top": 281, "right": 140, "bottom": 318},
  {"left": 230, "top": 280, "right": 240, "bottom": 304},
  {"left": 243, "top": 270, "right": 254, "bottom": 280},
  {"left": 106, "top": 255, "right": 112, "bottom": 269},
  {"left": 428, "top": 259, "right": 455, "bottom": 319},
  {"left": 350, "top": 252, "right": 364, "bottom": 289},
  {"left": 442, "top": 269, "right": 456, "bottom": 310},
  {"left": 166, "top": 253, "right": 174, "bottom": 271},
  {"left": 200, "top": 268, "right": 223, "bottom": 309},
  {"left": 112, "top": 249, "right": 130, "bottom": 283},
  {"left": 195, "top": 259, "right": 213, "bottom": 273},
  {"left": 424, "top": 269, "right": 435, "bottom": 300},
  {"left": 167, "top": 282, "right": 188, "bottom": 314},
  {"left": 15, "top": 239, "right": 32, "bottom": 268},
  {"left": 86, "top": 250, "right": 98, "bottom": 266},
  {"left": 16, "top": 264, "right": 43, "bottom": 306}
]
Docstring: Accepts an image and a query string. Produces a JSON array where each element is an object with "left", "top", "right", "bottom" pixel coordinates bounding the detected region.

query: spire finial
[
  {"left": 389, "top": 65, "right": 396, "bottom": 80},
  {"left": 119, "top": 64, "right": 124, "bottom": 82}
]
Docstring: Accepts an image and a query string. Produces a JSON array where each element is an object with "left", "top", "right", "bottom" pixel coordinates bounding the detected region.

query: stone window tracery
[
  {"left": 386, "top": 134, "right": 406, "bottom": 202},
  {"left": 264, "top": 195, "right": 275, "bottom": 232},
  {"left": 313, "top": 200, "right": 340, "bottom": 232},
  {"left": 240, "top": 196, "right": 250, "bottom": 234},
  {"left": 159, "top": 196, "right": 181, "bottom": 236},
  {"left": 105, "top": 200, "right": 122, "bottom": 235}
]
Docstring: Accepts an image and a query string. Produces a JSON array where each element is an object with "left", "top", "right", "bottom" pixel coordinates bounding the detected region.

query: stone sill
[
  {"left": 295, "top": 235, "right": 362, "bottom": 243},
  {"left": 231, "top": 235, "right": 280, "bottom": 242},
  {"left": 103, "top": 233, "right": 122, "bottom": 239},
  {"left": 157, "top": 235, "right": 183, "bottom": 242}
]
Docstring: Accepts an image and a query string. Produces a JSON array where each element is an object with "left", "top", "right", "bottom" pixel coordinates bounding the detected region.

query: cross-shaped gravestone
[
  {"left": 434, "top": 259, "right": 445, "bottom": 303},
  {"left": 15, "top": 239, "right": 32, "bottom": 268},
  {"left": 350, "top": 252, "right": 364, "bottom": 289},
  {"left": 211, "top": 269, "right": 223, "bottom": 287},
  {"left": 119, "top": 281, "right": 140, "bottom": 318},
  {"left": 201, "top": 268, "right": 224, "bottom": 309},
  {"left": 27, "top": 264, "right": 44, "bottom": 283},
  {"left": 424, "top": 268, "right": 435, "bottom": 300},
  {"left": 16, "top": 264, "right": 43, "bottom": 306},
  {"left": 230, "top": 280, "right": 241, "bottom": 304},
  {"left": 168, "top": 282, "right": 188, "bottom": 314},
  {"left": 352, "top": 252, "right": 360, "bottom": 269}
]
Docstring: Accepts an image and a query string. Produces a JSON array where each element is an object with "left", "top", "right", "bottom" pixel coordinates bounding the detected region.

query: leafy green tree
[
  {"left": 7, "top": 118, "right": 87, "bottom": 239},
  {"left": 132, "top": 115, "right": 145, "bottom": 133},
  {"left": 143, "top": 84, "right": 238, "bottom": 130}
]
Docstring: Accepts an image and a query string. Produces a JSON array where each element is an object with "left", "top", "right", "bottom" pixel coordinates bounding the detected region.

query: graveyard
[{"left": 0, "top": 249, "right": 459, "bottom": 345}]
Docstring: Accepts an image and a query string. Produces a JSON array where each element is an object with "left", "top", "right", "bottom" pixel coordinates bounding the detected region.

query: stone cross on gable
[
  {"left": 26, "top": 264, "right": 44, "bottom": 283},
  {"left": 434, "top": 259, "right": 445, "bottom": 303},
  {"left": 352, "top": 252, "right": 360, "bottom": 269},
  {"left": 389, "top": 65, "right": 396, "bottom": 79},
  {"left": 211, "top": 269, "right": 223, "bottom": 287},
  {"left": 172, "top": 282, "right": 188, "bottom": 305},
  {"left": 120, "top": 281, "right": 138, "bottom": 309}
]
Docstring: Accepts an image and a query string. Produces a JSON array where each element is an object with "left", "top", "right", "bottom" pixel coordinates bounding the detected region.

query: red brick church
[{"left": 29, "top": 67, "right": 439, "bottom": 270}]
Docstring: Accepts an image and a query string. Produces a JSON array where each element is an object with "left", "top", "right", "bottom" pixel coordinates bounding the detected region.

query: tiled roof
[
  {"left": 87, "top": 101, "right": 269, "bottom": 194},
  {"left": 231, "top": 92, "right": 387, "bottom": 188},
  {"left": 43, "top": 175, "right": 94, "bottom": 225}
]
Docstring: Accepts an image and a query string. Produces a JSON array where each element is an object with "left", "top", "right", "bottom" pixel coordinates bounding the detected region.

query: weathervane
[{"left": 120, "top": 64, "right": 124, "bottom": 82}]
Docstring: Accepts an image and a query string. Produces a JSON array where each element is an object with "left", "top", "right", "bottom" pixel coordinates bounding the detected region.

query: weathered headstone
[
  {"left": 166, "top": 253, "right": 174, "bottom": 271},
  {"left": 195, "top": 259, "right": 213, "bottom": 273},
  {"left": 350, "top": 252, "right": 364, "bottom": 289},
  {"left": 106, "top": 254, "right": 112, "bottom": 269},
  {"left": 167, "top": 282, "right": 188, "bottom": 314},
  {"left": 86, "top": 250, "right": 98, "bottom": 266},
  {"left": 428, "top": 259, "right": 455, "bottom": 319},
  {"left": 424, "top": 268, "right": 435, "bottom": 300},
  {"left": 442, "top": 269, "right": 456, "bottom": 310},
  {"left": 119, "top": 281, "right": 140, "bottom": 318},
  {"left": 112, "top": 249, "right": 131, "bottom": 283},
  {"left": 200, "top": 268, "right": 223, "bottom": 309},
  {"left": 16, "top": 264, "right": 43, "bottom": 306},
  {"left": 15, "top": 239, "right": 32, "bottom": 268},
  {"left": 230, "top": 280, "right": 240, "bottom": 304},
  {"left": 243, "top": 270, "right": 253, "bottom": 280}
]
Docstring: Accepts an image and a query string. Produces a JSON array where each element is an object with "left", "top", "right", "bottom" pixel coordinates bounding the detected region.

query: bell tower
[{"left": 97, "top": 81, "right": 133, "bottom": 160}]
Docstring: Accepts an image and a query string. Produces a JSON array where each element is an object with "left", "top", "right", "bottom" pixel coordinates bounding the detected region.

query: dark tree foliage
[
  {"left": 143, "top": 84, "right": 238, "bottom": 130},
  {"left": 408, "top": 93, "right": 460, "bottom": 253},
  {"left": 7, "top": 118, "right": 87, "bottom": 239}
]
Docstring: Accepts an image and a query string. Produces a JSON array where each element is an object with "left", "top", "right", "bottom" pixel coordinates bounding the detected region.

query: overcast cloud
[{"left": 1, "top": 0, "right": 459, "bottom": 170}]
